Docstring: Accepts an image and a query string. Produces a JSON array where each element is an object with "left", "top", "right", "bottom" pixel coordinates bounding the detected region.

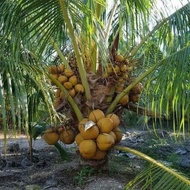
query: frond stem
[
  {"left": 106, "top": 60, "right": 163, "bottom": 114},
  {"left": 50, "top": 38, "right": 70, "bottom": 68},
  {"left": 126, "top": 18, "right": 167, "bottom": 60},
  {"left": 58, "top": 0, "right": 91, "bottom": 100},
  {"left": 115, "top": 145, "right": 190, "bottom": 186}
]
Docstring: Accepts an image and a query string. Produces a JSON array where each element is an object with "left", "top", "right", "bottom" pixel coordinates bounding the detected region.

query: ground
[{"left": 0, "top": 126, "right": 190, "bottom": 190}]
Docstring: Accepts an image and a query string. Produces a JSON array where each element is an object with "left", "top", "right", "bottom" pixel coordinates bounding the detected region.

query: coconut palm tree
[{"left": 1, "top": 0, "right": 190, "bottom": 189}]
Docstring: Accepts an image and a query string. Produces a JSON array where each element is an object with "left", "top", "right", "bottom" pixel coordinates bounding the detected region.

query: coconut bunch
[
  {"left": 42, "top": 125, "right": 76, "bottom": 145},
  {"left": 85, "top": 54, "right": 143, "bottom": 111},
  {"left": 48, "top": 52, "right": 143, "bottom": 112},
  {"left": 75, "top": 109, "right": 123, "bottom": 160},
  {"left": 129, "top": 83, "right": 144, "bottom": 103},
  {"left": 102, "top": 54, "right": 143, "bottom": 104},
  {"left": 48, "top": 64, "right": 85, "bottom": 108}
]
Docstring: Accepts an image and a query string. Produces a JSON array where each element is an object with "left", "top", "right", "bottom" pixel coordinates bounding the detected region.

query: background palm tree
[{"left": 1, "top": 0, "right": 190, "bottom": 189}]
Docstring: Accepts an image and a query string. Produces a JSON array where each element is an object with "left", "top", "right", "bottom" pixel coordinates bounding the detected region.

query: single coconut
[
  {"left": 113, "top": 127, "right": 123, "bottom": 144},
  {"left": 78, "top": 118, "right": 89, "bottom": 132},
  {"left": 74, "top": 84, "right": 84, "bottom": 93},
  {"left": 63, "top": 82, "right": 73, "bottom": 90},
  {"left": 97, "top": 117, "right": 114, "bottom": 133},
  {"left": 59, "top": 127, "right": 75, "bottom": 144},
  {"left": 79, "top": 140, "right": 97, "bottom": 159},
  {"left": 58, "top": 75, "right": 68, "bottom": 83},
  {"left": 69, "top": 88, "right": 76, "bottom": 97},
  {"left": 43, "top": 128, "right": 59, "bottom": 145},
  {"left": 69, "top": 75, "right": 78, "bottom": 86},
  {"left": 88, "top": 109, "right": 105, "bottom": 123},
  {"left": 96, "top": 133, "right": 115, "bottom": 151},
  {"left": 75, "top": 133, "right": 84, "bottom": 146},
  {"left": 115, "top": 54, "right": 124, "bottom": 62},
  {"left": 113, "top": 65, "right": 120, "bottom": 74},
  {"left": 57, "top": 64, "right": 65, "bottom": 73},
  {"left": 109, "top": 131, "right": 117, "bottom": 141},
  {"left": 80, "top": 125, "right": 99, "bottom": 140},
  {"left": 106, "top": 113, "right": 120, "bottom": 129},
  {"left": 120, "top": 64, "right": 127, "bottom": 72},
  {"left": 64, "top": 68, "right": 74, "bottom": 77},
  {"left": 119, "top": 94, "right": 129, "bottom": 106}
]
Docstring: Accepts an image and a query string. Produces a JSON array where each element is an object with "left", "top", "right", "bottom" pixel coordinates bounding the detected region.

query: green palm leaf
[{"left": 115, "top": 146, "right": 190, "bottom": 190}]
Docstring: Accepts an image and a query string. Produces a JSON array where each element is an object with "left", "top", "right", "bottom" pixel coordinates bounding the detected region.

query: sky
[{"left": 154, "top": 0, "right": 189, "bottom": 16}]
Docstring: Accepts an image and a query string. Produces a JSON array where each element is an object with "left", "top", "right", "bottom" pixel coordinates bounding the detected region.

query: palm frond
[
  {"left": 145, "top": 40, "right": 190, "bottom": 133},
  {"left": 115, "top": 146, "right": 190, "bottom": 190}
]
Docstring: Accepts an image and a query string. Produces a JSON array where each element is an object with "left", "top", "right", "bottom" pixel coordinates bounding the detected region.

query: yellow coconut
[
  {"left": 58, "top": 75, "right": 68, "bottom": 83},
  {"left": 74, "top": 84, "right": 84, "bottom": 93},
  {"left": 69, "top": 75, "right": 78, "bottom": 86},
  {"left": 97, "top": 117, "right": 114, "bottom": 133},
  {"left": 78, "top": 118, "right": 89, "bottom": 132},
  {"left": 120, "top": 64, "right": 127, "bottom": 72},
  {"left": 49, "top": 65, "right": 58, "bottom": 74},
  {"left": 59, "top": 127, "right": 75, "bottom": 144},
  {"left": 119, "top": 94, "right": 129, "bottom": 106},
  {"left": 79, "top": 140, "right": 97, "bottom": 159},
  {"left": 115, "top": 54, "right": 124, "bottom": 62},
  {"left": 63, "top": 81, "right": 73, "bottom": 90},
  {"left": 113, "top": 65, "right": 120, "bottom": 74},
  {"left": 106, "top": 67, "right": 113, "bottom": 74},
  {"left": 69, "top": 88, "right": 76, "bottom": 97},
  {"left": 64, "top": 68, "right": 74, "bottom": 77},
  {"left": 106, "top": 113, "right": 120, "bottom": 129},
  {"left": 118, "top": 78, "right": 125, "bottom": 84},
  {"left": 57, "top": 64, "right": 65, "bottom": 73},
  {"left": 75, "top": 133, "right": 84, "bottom": 146},
  {"left": 96, "top": 133, "right": 115, "bottom": 151},
  {"left": 88, "top": 109, "right": 105, "bottom": 123},
  {"left": 122, "top": 73, "right": 129, "bottom": 80},
  {"left": 80, "top": 125, "right": 99, "bottom": 140},
  {"left": 91, "top": 149, "right": 107, "bottom": 160},
  {"left": 109, "top": 131, "right": 117, "bottom": 141},
  {"left": 113, "top": 127, "right": 123, "bottom": 144},
  {"left": 43, "top": 128, "right": 60, "bottom": 145}
]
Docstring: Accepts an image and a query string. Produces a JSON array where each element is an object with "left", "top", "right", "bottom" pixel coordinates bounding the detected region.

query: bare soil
[{"left": 0, "top": 133, "right": 138, "bottom": 190}]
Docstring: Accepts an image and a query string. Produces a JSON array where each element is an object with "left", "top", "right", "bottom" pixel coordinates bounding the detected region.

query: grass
[{"left": 74, "top": 166, "right": 97, "bottom": 187}]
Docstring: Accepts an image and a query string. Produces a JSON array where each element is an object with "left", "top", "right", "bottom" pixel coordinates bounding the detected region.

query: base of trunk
[{"left": 78, "top": 153, "right": 109, "bottom": 170}]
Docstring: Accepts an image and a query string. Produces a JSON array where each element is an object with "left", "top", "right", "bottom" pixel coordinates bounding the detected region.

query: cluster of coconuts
[
  {"left": 43, "top": 126, "right": 75, "bottom": 145},
  {"left": 103, "top": 54, "right": 143, "bottom": 106},
  {"left": 75, "top": 109, "right": 123, "bottom": 160},
  {"left": 48, "top": 64, "right": 85, "bottom": 108}
]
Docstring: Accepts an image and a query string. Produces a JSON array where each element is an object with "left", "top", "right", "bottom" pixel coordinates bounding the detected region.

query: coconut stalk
[
  {"left": 58, "top": 0, "right": 91, "bottom": 100},
  {"left": 50, "top": 38, "right": 70, "bottom": 69}
]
